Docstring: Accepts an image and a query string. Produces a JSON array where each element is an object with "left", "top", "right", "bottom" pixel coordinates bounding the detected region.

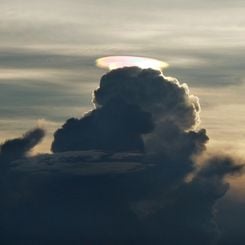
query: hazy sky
[{"left": 0, "top": 0, "right": 245, "bottom": 160}]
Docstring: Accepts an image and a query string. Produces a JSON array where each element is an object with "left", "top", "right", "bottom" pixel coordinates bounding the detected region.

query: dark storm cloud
[
  {"left": 1, "top": 147, "right": 243, "bottom": 245},
  {"left": 167, "top": 155, "right": 244, "bottom": 245},
  {"left": 216, "top": 196, "right": 245, "bottom": 245},
  {"left": 0, "top": 67, "right": 244, "bottom": 244},
  {"left": 145, "top": 123, "right": 208, "bottom": 161},
  {"left": 0, "top": 128, "right": 45, "bottom": 165},
  {"left": 52, "top": 67, "right": 201, "bottom": 153},
  {"left": 11, "top": 151, "right": 146, "bottom": 176},
  {"left": 52, "top": 98, "right": 154, "bottom": 153},
  {"left": 94, "top": 67, "right": 200, "bottom": 130}
]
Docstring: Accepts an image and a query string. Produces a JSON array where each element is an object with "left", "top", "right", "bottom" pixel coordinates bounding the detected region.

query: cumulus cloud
[
  {"left": 0, "top": 67, "right": 244, "bottom": 244},
  {"left": 0, "top": 128, "right": 45, "bottom": 166},
  {"left": 52, "top": 67, "right": 202, "bottom": 155},
  {"left": 51, "top": 98, "right": 153, "bottom": 153},
  {"left": 94, "top": 67, "right": 200, "bottom": 130}
]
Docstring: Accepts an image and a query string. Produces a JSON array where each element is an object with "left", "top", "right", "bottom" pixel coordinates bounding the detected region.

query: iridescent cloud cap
[{"left": 96, "top": 56, "right": 169, "bottom": 71}]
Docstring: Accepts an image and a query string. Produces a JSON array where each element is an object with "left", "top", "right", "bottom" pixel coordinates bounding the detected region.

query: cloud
[
  {"left": 94, "top": 67, "right": 200, "bottom": 130},
  {"left": 1, "top": 151, "right": 243, "bottom": 244},
  {"left": 51, "top": 98, "right": 154, "bottom": 153},
  {"left": 0, "top": 128, "right": 45, "bottom": 165},
  {"left": 52, "top": 67, "right": 201, "bottom": 154},
  {"left": 0, "top": 67, "right": 244, "bottom": 244},
  {"left": 0, "top": 49, "right": 95, "bottom": 70}
]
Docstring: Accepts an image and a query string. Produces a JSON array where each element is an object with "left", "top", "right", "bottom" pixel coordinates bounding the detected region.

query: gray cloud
[
  {"left": 0, "top": 145, "right": 243, "bottom": 245},
  {"left": 51, "top": 67, "right": 202, "bottom": 156},
  {"left": 0, "top": 67, "right": 243, "bottom": 244},
  {"left": 0, "top": 0, "right": 245, "bottom": 241},
  {"left": 0, "top": 49, "right": 95, "bottom": 70},
  {"left": 52, "top": 97, "right": 154, "bottom": 153},
  {"left": 0, "top": 128, "right": 45, "bottom": 166},
  {"left": 94, "top": 67, "right": 200, "bottom": 130}
]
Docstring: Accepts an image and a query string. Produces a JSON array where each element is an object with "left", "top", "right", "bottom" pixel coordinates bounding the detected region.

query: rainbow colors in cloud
[{"left": 96, "top": 56, "right": 169, "bottom": 71}]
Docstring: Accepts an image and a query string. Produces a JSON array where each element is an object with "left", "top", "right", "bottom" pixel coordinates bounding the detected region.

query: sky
[
  {"left": 1, "top": 0, "right": 245, "bottom": 151},
  {"left": 0, "top": 0, "right": 245, "bottom": 243}
]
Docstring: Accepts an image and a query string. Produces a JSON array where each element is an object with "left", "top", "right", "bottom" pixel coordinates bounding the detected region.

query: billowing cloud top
[
  {"left": 52, "top": 67, "right": 201, "bottom": 154},
  {"left": 95, "top": 67, "right": 200, "bottom": 129},
  {"left": 0, "top": 67, "right": 244, "bottom": 245}
]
